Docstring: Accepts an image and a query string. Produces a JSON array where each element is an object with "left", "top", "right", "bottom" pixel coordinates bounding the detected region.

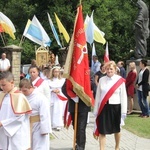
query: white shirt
[
  {"left": 94, "top": 74, "right": 127, "bottom": 116},
  {"left": 138, "top": 69, "right": 144, "bottom": 91},
  {"left": 0, "top": 58, "right": 10, "bottom": 71},
  {"left": 92, "top": 60, "right": 101, "bottom": 74}
]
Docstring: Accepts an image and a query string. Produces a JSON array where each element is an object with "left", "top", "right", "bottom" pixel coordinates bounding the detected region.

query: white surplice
[
  {"left": 26, "top": 88, "right": 51, "bottom": 150},
  {"left": 0, "top": 94, "right": 30, "bottom": 150},
  {"left": 48, "top": 77, "right": 66, "bottom": 128},
  {"left": 32, "top": 77, "right": 50, "bottom": 101}
]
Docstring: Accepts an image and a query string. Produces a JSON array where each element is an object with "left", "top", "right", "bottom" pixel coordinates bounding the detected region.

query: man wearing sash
[
  {"left": 93, "top": 61, "right": 127, "bottom": 150},
  {"left": 19, "top": 78, "right": 51, "bottom": 150},
  {"left": 0, "top": 71, "right": 32, "bottom": 150}
]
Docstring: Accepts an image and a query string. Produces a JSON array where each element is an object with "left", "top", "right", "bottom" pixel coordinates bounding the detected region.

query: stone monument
[{"left": 134, "top": 0, "right": 149, "bottom": 59}]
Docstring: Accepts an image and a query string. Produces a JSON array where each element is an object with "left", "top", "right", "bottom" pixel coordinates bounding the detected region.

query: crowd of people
[{"left": 0, "top": 53, "right": 149, "bottom": 150}]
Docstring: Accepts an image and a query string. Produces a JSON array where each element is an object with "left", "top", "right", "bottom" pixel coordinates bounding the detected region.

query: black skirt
[{"left": 97, "top": 103, "right": 121, "bottom": 134}]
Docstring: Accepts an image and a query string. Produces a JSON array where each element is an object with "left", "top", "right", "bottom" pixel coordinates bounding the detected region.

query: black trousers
[{"left": 70, "top": 112, "right": 88, "bottom": 150}]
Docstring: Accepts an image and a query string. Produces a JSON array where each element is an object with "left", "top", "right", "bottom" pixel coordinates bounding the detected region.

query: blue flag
[
  {"left": 47, "top": 13, "right": 62, "bottom": 48},
  {"left": 24, "top": 15, "right": 51, "bottom": 47},
  {"left": 85, "top": 11, "right": 94, "bottom": 45},
  {"left": 27, "top": 24, "right": 43, "bottom": 41}
]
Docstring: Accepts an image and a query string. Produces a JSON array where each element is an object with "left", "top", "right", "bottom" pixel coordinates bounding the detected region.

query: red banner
[{"left": 65, "top": 5, "right": 94, "bottom": 106}]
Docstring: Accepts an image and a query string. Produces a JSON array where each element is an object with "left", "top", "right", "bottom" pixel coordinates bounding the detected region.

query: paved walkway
[{"left": 50, "top": 113, "right": 150, "bottom": 150}]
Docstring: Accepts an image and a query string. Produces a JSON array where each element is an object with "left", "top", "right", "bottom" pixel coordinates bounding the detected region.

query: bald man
[{"left": 0, "top": 53, "right": 11, "bottom": 72}]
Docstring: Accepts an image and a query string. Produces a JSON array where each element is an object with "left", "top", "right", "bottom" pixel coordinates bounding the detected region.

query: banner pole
[
  {"left": 0, "top": 32, "right": 6, "bottom": 46},
  {"left": 73, "top": 102, "right": 78, "bottom": 150},
  {"left": 19, "top": 35, "right": 24, "bottom": 47}
]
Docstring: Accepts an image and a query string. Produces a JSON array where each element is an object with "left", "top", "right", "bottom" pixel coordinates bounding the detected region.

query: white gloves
[
  {"left": 72, "top": 96, "right": 79, "bottom": 103},
  {"left": 121, "top": 113, "right": 127, "bottom": 121},
  {"left": 120, "top": 113, "right": 127, "bottom": 126}
]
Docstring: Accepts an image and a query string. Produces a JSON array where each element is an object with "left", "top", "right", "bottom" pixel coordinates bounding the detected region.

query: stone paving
[{"left": 50, "top": 112, "right": 150, "bottom": 150}]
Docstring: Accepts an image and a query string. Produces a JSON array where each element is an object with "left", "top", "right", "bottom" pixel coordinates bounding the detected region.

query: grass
[{"left": 123, "top": 113, "right": 150, "bottom": 139}]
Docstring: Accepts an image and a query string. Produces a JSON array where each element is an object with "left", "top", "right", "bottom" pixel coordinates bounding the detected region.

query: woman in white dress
[{"left": 48, "top": 66, "right": 66, "bottom": 130}]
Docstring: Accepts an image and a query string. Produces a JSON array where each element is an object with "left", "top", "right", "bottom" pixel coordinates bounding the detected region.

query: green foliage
[
  {"left": 20, "top": 39, "right": 36, "bottom": 64},
  {"left": 0, "top": 0, "right": 149, "bottom": 63},
  {"left": 6, "top": 38, "right": 36, "bottom": 64}
]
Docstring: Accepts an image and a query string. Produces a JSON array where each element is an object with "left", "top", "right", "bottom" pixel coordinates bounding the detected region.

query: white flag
[{"left": 24, "top": 15, "right": 51, "bottom": 47}]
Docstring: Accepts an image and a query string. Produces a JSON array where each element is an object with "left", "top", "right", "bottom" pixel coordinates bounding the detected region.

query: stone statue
[{"left": 134, "top": 0, "right": 149, "bottom": 58}]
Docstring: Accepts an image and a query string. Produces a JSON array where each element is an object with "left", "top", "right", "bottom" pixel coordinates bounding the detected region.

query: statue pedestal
[{"left": 126, "top": 60, "right": 150, "bottom": 111}]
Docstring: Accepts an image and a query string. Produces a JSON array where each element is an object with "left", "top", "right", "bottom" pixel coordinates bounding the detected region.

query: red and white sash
[
  {"left": 94, "top": 77, "right": 125, "bottom": 136},
  {"left": 33, "top": 78, "right": 44, "bottom": 87},
  {"left": 63, "top": 80, "right": 76, "bottom": 128},
  {"left": 57, "top": 91, "right": 68, "bottom": 101},
  {"left": 64, "top": 101, "right": 72, "bottom": 128}
]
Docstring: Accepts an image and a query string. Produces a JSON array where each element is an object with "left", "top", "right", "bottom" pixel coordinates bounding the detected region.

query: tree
[{"left": 0, "top": 0, "right": 149, "bottom": 64}]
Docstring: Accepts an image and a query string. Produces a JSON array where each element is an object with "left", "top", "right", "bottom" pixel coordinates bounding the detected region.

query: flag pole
[
  {"left": 0, "top": 32, "right": 6, "bottom": 46},
  {"left": 19, "top": 35, "right": 25, "bottom": 47},
  {"left": 73, "top": 102, "right": 78, "bottom": 150},
  {"left": 60, "top": 33, "right": 64, "bottom": 47},
  {"left": 19, "top": 35, "right": 23, "bottom": 46}
]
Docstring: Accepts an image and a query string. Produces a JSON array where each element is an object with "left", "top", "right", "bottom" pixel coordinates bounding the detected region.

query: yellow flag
[
  {"left": 54, "top": 13, "right": 70, "bottom": 43},
  {"left": 0, "top": 21, "right": 15, "bottom": 39},
  {"left": 23, "top": 19, "right": 31, "bottom": 36},
  {"left": 94, "top": 25, "right": 106, "bottom": 45},
  {"left": 84, "top": 13, "right": 106, "bottom": 45},
  {"left": 0, "top": 12, "right": 16, "bottom": 40}
]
